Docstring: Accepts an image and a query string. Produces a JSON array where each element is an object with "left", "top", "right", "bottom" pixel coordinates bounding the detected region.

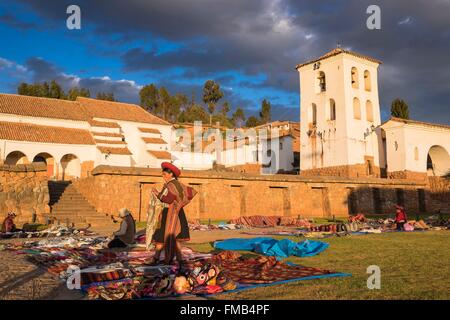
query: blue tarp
[{"left": 214, "top": 237, "right": 329, "bottom": 258}]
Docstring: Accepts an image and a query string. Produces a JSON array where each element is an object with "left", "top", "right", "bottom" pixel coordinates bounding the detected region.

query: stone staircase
[{"left": 49, "top": 182, "right": 118, "bottom": 235}]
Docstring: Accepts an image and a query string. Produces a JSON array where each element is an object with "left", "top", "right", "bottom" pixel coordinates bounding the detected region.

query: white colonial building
[{"left": 296, "top": 47, "right": 450, "bottom": 179}]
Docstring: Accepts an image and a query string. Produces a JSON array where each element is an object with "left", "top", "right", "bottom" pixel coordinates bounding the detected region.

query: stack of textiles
[{"left": 229, "top": 215, "right": 313, "bottom": 228}]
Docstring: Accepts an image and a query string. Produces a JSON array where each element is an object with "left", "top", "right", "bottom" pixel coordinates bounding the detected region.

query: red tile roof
[
  {"left": 142, "top": 137, "right": 167, "bottom": 144},
  {"left": 94, "top": 139, "right": 127, "bottom": 145},
  {"left": 91, "top": 131, "right": 124, "bottom": 138},
  {"left": 97, "top": 146, "right": 132, "bottom": 155},
  {"left": 139, "top": 127, "right": 161, "bottom": 134},
  {"left": 296, "top": 48, "right": 383, "bottom": 69},
  {"left": 0, "top": 121, "right": 95, "bottom": 145},
  {"left": 88, "top": 119, "right": 121, "bottom": 128},
  {"left": 148, "top": 150, "right": 172, "bottom": 159},
  {"left": 77, "top": 97, "right": 169, "bottom": 125},
  {"left": 383, "top": 117, "right": 450, "bottom": 130},
  {"left": 0, "top": 93, "right": 88, "bottom": 121}
]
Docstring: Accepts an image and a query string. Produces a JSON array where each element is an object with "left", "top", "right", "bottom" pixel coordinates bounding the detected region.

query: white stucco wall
[
  {"left": 298, "top": 52, "right": 381, "bottom": 171},
  {"left": 383, "top": 122, "right": 450, "bottom": 175}
]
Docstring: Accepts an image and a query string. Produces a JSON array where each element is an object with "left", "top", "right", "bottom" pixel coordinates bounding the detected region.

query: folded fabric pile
[
  {"left": 229, "top": 215, "right": 313, "bottom": 228},
  {"left": 0, "top": 225, "right": 95, "bottom": 240},
  {"left": 187, "top": 220, "right": 243, "bottom": 231}
]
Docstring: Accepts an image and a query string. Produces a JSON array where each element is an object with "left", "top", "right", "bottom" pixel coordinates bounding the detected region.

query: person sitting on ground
[
  {"left": 394, "top": 205, "right": 407, "bottom": 231},
  {"left": 107, "top": 208, "right": 136, "bottom": 248},
  {"left": 1, "top": 212, "right": 20, "bottom": 233}
]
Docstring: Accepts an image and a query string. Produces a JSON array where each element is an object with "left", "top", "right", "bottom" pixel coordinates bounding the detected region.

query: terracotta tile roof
[
  {"left": 383, "top": 117, "right": 450, "bottom": 130},
  {"left": 77, "top": 97, "right": 169, "bottom": 125},
  {"left": 97, "top": 146, "right": 132, "bottom": 155},
  {"left": 88, "top": 119, "right": 121, "bottom": 128},
  {"left": 0, "top": 93, "right": 89, "bottom": 121},
  {"left": 142, "top": 137, "right": 167, "bottom": 144},
  {"left": 91, "top": 131, "right": 124, "bottom": 138},
  {"left": 139, "top": 127, "right": 161, "bottom": 134},
  {"left": 296, "top": 47, "right": 383, "bottom": 69},
  {"left": 0, "top": 121, "right": 95, "bottom": 145},
  {"left": 148, "top": 150, "right": 172, "bottom": 159},
  {"left": 94, "top": 139, "right": 126, "bottom": 145}
]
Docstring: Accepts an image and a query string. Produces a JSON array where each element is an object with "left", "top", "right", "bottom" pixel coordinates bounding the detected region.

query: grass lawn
[{"left": 188, "top": 231, "right": 450, "bottom": 300}]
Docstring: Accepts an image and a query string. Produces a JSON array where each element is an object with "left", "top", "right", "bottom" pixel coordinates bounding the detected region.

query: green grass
[{"left": 187, "top": 231, "right": 450, "bottom": 299}]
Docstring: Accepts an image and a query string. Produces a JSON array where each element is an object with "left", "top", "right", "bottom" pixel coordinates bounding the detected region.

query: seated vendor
[
  {"left": 1, "top": 212, "right": 20, "bottom": 233},
  {"left": 394, "top": 205, "right": 407, "bottom": 230},
  {"left": 107, "top": 208, "right": 136, "bottom": 248}
]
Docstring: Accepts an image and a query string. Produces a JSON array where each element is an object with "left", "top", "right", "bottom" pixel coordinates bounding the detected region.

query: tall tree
[
  {"left": 178, "top": 104, "right": 210, "bottom": 124},
  {"left": 49, "top": 80, "right": 65, "bottom": 99},
  {"left": 96, "top": 92, "right": 115, "bottom": 101},
  {"left": 159, "top": 86, "right": 172, "bottom": 120},
  {"left": 221, "top": 101, "right": 231, "bottom": 116},
  {"left": 67, "top": 87, "right": 90, "bottom": 100},
  {"left": 232, "top": 107, "right": 246, "bottom": 127},
  {"left": 139, "top": 84, "right": 159, "bottom": 113},
  {"left": 202, "top": 80, "right": 224, "bottom": 124},
  {"left": 391, "top": 98, "right": 410, "bottom": 119},
  {"left": 260, "top": 99, "right": 271, "bottom": 124},
  {"left": 246, "top": 116, "right": 260, "bottom": 128}
]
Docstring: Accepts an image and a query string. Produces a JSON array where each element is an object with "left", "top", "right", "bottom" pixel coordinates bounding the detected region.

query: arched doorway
[
  {"left": 60, "top": 154, "right": 81, "bottom": 181},
  {"left": 33, "top": 153, "right": 55, "bottom": 177},
  {"left": 5, "top": 151, "right": 29, "bottom": 165},
  {"left": 427, "top": 145, "right": 450, "bottom": 176}
]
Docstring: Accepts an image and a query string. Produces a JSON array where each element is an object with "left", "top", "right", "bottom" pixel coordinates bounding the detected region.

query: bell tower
[{"left": 296, "top": 48, "right": 383, "bottom": 177}]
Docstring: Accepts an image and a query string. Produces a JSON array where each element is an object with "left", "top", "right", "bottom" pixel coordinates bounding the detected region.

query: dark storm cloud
[
  {"left": 13, "top": 0, "right": 450, "bottom": 123},
  {"left": 24, "top": 57, "right": 141, "bottom": 102},
  {"left": 0, "top": 13, "right": 36, "bottom": 30}
]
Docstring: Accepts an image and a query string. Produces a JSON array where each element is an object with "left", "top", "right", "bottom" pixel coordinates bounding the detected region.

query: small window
[
  {"left": 329, "top": 99, "right": 336, "bottom": 121},
  {"left": 317, "top": 71, "right": 326, "bottom": 92},
  {"left": 366, "top": 100, "right": 373, "bottom": 122},
  {"left": 280, "top": 142, "right": 283, "bottom": 150},
  {"left": 351, "top": 67, "right": 359, "bottom": 89},
  {"left": 353, "top": 97, "right": 361, "bottom": 120},
  {"left": 310, "top": 103, "right": 317, "bottom": 125},
  {"left": 364, "top": 70, "right": 371, "bottom": 91}
]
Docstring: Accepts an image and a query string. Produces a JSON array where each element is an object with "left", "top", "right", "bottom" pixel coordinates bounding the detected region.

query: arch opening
[
  {"left": 364, "top": 70, "right": 372, "bottom": 91},
  {"left": 59, "top": 154, "right": 81, "bottom": 181},
  {"left": 427, "top": 145, "right": 450, "bottom": 176},
  {"left": 33, "top": 152, "right": 55, "bottom": 177},
  {"left": 353, "top": 97, "right": 361, "bottom": 120},
  {"left": 5, "top": 151, "right": 29, "bottom": 165}
]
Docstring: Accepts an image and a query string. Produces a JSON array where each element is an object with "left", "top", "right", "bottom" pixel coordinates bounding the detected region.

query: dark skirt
[{"left": 152, "top": 207, "right": 190, "bottom": 244}]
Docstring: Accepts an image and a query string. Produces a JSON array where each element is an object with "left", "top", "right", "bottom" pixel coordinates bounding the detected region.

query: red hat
[{"left": 161, "top": 162, "right": 181, "bottom": 178}]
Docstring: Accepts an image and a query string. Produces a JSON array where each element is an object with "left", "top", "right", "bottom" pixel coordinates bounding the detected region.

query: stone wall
[
  {"left": 72, "top": 165, "right": 445, "bottom": 222},
  {"left": 300, "top": 164, "right": 381, "bottom": 179},
  {"left": 0, "top": 163, "right": 50, "bottom": 223},
  {"left": 388, "top": 170, "right": 428, "bottom": 182}
]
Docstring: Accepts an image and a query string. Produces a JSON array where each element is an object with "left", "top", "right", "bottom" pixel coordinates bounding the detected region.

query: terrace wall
[{"left": 72, "top": 166, "right": 448, "bottom": 222}]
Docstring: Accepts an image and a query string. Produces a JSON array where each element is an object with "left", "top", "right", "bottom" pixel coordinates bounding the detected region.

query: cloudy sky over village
[{"left": 0, "top": 0, "right": 449, "bottom": 124}]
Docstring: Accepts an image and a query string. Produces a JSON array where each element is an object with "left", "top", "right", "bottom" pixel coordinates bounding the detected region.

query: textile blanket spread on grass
[{"left": 214, "top": 237, "right": 329, "bottom": 258}]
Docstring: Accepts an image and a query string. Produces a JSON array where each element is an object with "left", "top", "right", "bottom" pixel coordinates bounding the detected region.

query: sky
[{"left": 0, "top": 0, "right": 449, "bottom": 124}]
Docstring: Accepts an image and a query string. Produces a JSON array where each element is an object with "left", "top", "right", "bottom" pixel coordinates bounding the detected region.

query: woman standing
[
  {"left": 150, "top": 162, "right": 197, "bottom": 266},
  {"left": 394, "top": 204, "right": 408, "bottom": 230}
]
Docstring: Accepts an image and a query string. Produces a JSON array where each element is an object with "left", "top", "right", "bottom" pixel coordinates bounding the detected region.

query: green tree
[
  {"left": 211, "top": 113, "right": 234, "bottom": 128},
  {"left": 391, "top": 98, "right": 410, "bottom": 119},
  {"left": 139, "top": 84, "right": 160, "bottom": 113},
  {"left": 67, "top": 87, "right": 90, "bottom": 100},
  {"left": 158, "top": 87, "right": 172, "bottom": 120},
  {"left": 232, "top": 107, "right": 245, "bottom": 127},
  {"left": 202, "top": 80, "right": 224, "bottom": 124},
  {"left": 245, "top": 116, "right": 261, "bottom": 127},
  {"left": 96, "top": 92, "right": 115, "bottom": 101},
  {"left": 260, "top": 99, "right": 271, "bottom": 124},
  {"left": 178, "top": 104, "right": 210, "bottom": 124},
  {"left": 221, "top": 101, "right": 231, "bottom": 116},
  {"left": 49, "top": 80, "right": 65, "bottom": 99}
]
